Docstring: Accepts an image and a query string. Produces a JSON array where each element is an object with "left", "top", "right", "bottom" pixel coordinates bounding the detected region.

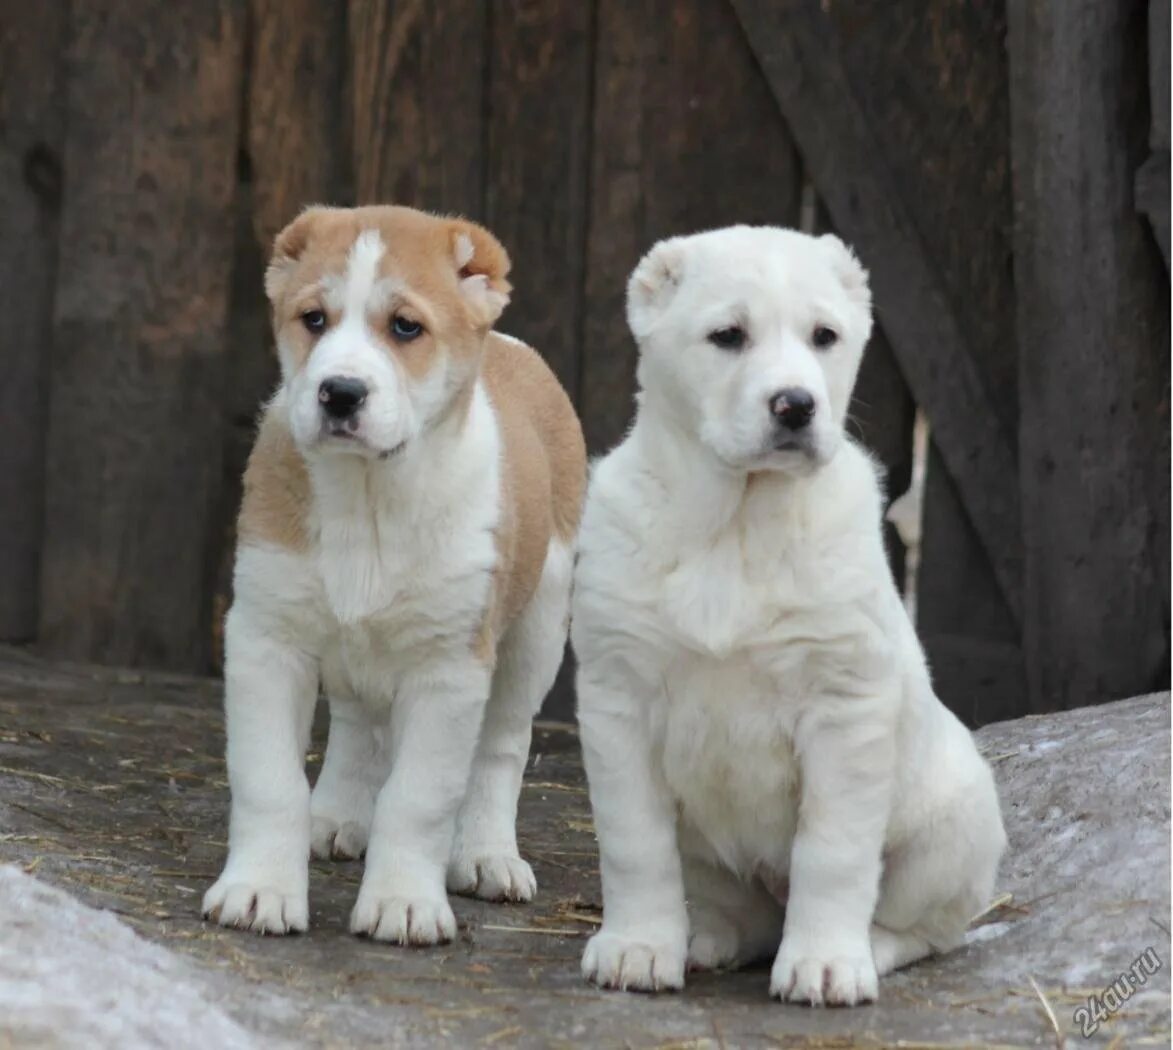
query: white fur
[
  {"left": 573, "top": 226, "right": 1006, "bottom": 1005},
  {"left": 202, "top": 229, "right": 570, "bottom": 948}
]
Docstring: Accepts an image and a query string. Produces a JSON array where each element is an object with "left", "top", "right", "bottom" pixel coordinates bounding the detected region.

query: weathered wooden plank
[
  {"left": 580, "top": 0, "right": 803, "bottom": 454},
  {"left": 0, "top": 3, "right": 67, "bottom": 640},
  {"left": 208, "top": 0, "right": 350, "bottom": 670},
  {"left": 348, "top": 0, "right": 487, "bottom": 216},
  {"left": 248, "top": 0, "right": 348, "bottom": 248},
  {"left": 729, "top": 0, "right": 1023, "bottom": 624},
  {"left": 1009, "top": 0, "right": 1169, "bottom": 710},
  {"left": 39, "top": 1, "right": 246, "bottom": 671},
  {"left": 1136, "top": 0, "right": 1170, "bottom": 268},
  {"left": 484, "top": 0, "right": 593, "bottom": 402}
]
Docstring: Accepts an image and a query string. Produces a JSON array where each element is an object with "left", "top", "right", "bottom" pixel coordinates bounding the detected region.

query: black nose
[
  {"left": 769, "top": 387, "right": 816, "bottom": 430},
  {"left": 318, "top": 377, "right": 368, "bottom": 419}
]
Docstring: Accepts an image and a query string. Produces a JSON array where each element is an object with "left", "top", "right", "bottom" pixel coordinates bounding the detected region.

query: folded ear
[
  {"left": 626, "top": 237, "right": 687, "bottom": 341},
  {"left": 265, "top": 206, "right": 335, "bottom": 302},
  {"left": 449, "top": 219, "right": 512, "bottom": 327},
  {"left": 819, "top": 233, "right": 872, "bottom": 312}
]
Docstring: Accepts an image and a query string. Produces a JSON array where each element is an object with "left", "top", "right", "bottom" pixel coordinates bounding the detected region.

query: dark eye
[
  {"left": 812, "top": 325, "right": 838, "bottom": 349},
  {"left": 392, "top": 316, "right": 423, "bottom": 341},
  {"left": 708, "top": 326, "right": 747, "bottom": 351},
  {"left": 301, "top": 309, "right": 327, "bottom": 334}
]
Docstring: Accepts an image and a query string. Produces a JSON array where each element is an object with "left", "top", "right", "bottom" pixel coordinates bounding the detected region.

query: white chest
[
  {"left": 632, "top": 544, "right": 887, "bottom": 878},
  {"left": 651, "top": 647, "right": 802, "bottom": 878},
  {"left": 313, "top": 514, "right": 496, "bottom": 704}
]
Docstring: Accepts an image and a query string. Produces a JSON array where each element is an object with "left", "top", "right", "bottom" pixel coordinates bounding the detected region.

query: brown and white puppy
[{"left": 203, "top": 205, "right": 585, "bottom": 944}]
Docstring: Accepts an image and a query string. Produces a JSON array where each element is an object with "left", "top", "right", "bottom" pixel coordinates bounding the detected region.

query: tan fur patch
[
  {"left": 477, "top": 332, "right": 586, "bottom": 657},
  {"left": 237, "top": 408, "right": 311, "bottom": 552}
]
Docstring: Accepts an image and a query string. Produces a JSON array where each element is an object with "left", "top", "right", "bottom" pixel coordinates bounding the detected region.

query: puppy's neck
[
  {"left": 302, "top": 380, "right": 497, "bottom": 623},
  {"left": 630, "top": 393, "right": 749, "bottom": 542}
]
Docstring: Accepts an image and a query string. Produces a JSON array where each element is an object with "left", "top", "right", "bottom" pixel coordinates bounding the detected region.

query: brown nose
[{"left": 768, "top": 388, "right": 815, "bottom": 430}]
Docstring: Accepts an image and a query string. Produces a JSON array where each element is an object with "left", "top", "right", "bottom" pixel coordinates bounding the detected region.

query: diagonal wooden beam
[{"left": 730, "top": 0, "right": 1022, "bottom": 624}]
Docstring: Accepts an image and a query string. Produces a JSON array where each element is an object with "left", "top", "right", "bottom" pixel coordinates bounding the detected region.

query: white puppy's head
[
  {"left": 265, "top": 205, "right": 511, "bottom": 461},
  {"left": 628, "top": 225, "right": 872, "bottom": 475}
]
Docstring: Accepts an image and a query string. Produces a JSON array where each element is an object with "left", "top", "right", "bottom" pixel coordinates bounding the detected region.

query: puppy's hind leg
[
  {"left": 448, "top": 540, "right": 573, "bottom": 903},
  {"left": 872, "top": 779, "right": 1006, "bottom": 976},
  {"left": 870, "top": 925, "right": 934, "bottom": 975},
  {"left": 683, "top": 850, "right": 785, "bottom": 972},
  {"left": 310, "top": 694, "right": 387, "bottom": 860}
]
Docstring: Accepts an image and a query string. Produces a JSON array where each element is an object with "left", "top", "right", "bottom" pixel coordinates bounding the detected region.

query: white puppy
[
  {"left": 203, "top": 205, "right": 585, "bottom": 944},
  {"left": 572, "top": 226, "right": 1006, "bottom": 1005}
]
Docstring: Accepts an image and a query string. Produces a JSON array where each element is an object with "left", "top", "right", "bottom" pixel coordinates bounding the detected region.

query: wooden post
[
  {"left": 1009, "top": 0, "right": 1169, "bottom": 710},
  {"left": 39, "top": 1, "right": 246, "bottom": 671},
  {"left": 0, "top": 3, "right": 66, "bottom": 640}
]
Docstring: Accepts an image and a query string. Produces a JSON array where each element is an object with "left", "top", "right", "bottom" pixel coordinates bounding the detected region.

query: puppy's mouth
[
  {"left": 756, "top": 433, "right": 829, "bottom": 474},
  {"left": 771, "top": 435, "right": 816, "bottom": 455},
  {"left": 321, "top": 424, "right": 406, "bottom": 460}
]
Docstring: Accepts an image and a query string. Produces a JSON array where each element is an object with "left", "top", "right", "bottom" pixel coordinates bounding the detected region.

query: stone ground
[{"left": 0, "top": 646, "right": 1168, "bottom": 1049}]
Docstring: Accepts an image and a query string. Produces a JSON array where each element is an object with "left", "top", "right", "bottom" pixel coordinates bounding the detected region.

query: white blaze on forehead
[{"left": 319, "top": 228, "right": 387, "bottom": 320}]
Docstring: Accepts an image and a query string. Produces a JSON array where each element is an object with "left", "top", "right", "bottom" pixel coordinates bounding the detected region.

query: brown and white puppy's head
[
  {"left": 628, "top": 225, "right": 872, "bottom": 476},
  {"left": 265, "top": 205, "right": 511, "bottom": 460}
]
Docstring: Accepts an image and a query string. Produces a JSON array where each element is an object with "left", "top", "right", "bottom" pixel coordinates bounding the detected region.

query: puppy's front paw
[
  {"left": 310, "top": 814, "right": 368, "bottom": 860},
  {"left": 582, "top": 928, "right": 686, "bottom": 992},
  {"left": 769, "top": 938, "right": 878, "bottom": 1006},
  {"left": 202, "top": 869, "right": 308, "bottom": 935},
  {"left": 447, "top": 851, "right": 536, "bottom": 903},
  {"left": 350, "top": 889, "right": 456, "bottom": 945}
]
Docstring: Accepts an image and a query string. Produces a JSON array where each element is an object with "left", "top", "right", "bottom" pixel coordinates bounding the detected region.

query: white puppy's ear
[
  {"left": 819, "top": 233, "right": 872, "bottom": 312},
  {"left": 449, "top": 219, "right": 512, "bottom": 327},
  {"left": 627, "top": 237, "right": 687, "bottom": 340}
]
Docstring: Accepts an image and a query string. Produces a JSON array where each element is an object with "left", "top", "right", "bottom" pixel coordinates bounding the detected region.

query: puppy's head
[
  {"left": 628, "top": 226, "right": 872, "bottom": 475},
  {"left": 265, "top": 205, "right": 511, "bottom": 460}
]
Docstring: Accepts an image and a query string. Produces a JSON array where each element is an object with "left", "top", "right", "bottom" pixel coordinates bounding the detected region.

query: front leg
[
  {"left": 770, "top": 696, "right": 896, "bottom": 1006},
  {"left": 578, "top": 665, "right": 688, "bottom": 992},
  {"left": 350, "top": 660, "right": 489, "bottom": 945},
  {"left": 203, "top": 604, "right": 318, "bottom": 934}
]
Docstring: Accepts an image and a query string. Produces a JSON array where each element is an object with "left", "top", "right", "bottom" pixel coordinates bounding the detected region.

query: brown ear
[
  {"left": 265, "top": 206, "right": 332, "bottom": 302},
  {"left": 449, "top": 219, "right": 512, "bottom": 326}
]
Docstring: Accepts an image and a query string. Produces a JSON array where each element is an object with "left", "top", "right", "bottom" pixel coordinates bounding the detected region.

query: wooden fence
[{"left": 1, "top": 0, "right": 1167, "bottom": 723}]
